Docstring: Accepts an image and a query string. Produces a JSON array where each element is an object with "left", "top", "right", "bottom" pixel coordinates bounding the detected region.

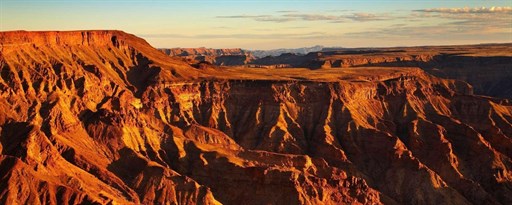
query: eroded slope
[{"left": 0, "top": 31, "right": 511, "bottom": 205}]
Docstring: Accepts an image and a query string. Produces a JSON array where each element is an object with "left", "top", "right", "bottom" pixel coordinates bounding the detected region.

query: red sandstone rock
[{"left": 0, "top": 31, "right": 511, "bottom": 205}]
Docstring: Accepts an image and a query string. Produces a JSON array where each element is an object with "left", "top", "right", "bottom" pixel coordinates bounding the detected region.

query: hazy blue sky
[{"left": 1, "top": 0, "right": 511, "bottom": 49}]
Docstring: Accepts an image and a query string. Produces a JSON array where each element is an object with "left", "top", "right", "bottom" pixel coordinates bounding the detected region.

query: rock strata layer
[{"left": 1, "top": 31, "right": 511, "bottom": 205}]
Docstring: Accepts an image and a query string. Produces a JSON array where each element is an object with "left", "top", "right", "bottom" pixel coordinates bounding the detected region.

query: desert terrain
[
  {"left": 0, "top": 30, "right": 511, "bottom": 204},
  {"left": 164, "top": 44, "right": 512, "bottom": 99}
]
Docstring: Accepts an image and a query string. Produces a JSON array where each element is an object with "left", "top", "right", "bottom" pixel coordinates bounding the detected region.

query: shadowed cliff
[{"left": 246, "top": 44, "right": 512, "bottom": 99}]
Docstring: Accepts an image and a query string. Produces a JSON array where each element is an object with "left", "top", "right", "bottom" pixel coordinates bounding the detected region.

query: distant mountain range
[
  {"left": 158, "top": 47, "right": 255, "bottom": 66},
  {"left": 248, "top": 45, "right": 328, "bottom": 58},
  {"left": 159, "top": 45, "right": 352, "bottom": 59}
]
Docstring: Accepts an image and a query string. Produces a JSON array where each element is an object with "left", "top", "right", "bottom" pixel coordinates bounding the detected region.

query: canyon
[
  {"left": 0, "top": 30, "right": 511, "bottom": 205},
  {"left": 249, "top": 45, "right": 512, "bottom": 99},
  {"left": 163, "top": 45, "right": 512, "bottom": 99}
]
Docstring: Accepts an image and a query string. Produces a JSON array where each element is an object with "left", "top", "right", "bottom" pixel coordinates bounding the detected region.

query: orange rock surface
[{"left": 0, "top": 30, "right": 511, "bottom": 205}]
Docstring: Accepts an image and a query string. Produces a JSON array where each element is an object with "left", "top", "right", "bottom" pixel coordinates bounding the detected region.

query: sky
[{"left": 1, "top": 0, "right": 511, "bottom": 49}]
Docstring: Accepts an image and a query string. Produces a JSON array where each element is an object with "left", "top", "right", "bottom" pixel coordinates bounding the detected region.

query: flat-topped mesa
[
  {"left": 0, "top": 30, "right": 146, "bottom": 48},
  {"left": 0, "top": 30, "right": 208, "bottom": 90}
]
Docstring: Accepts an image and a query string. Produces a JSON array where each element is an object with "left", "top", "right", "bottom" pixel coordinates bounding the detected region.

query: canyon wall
[
  {"left": 250, "top": 45, "right": 512, "bottom": 99},
  {"left": 0, "top": 31, "right": 511, "bottom": 205}
]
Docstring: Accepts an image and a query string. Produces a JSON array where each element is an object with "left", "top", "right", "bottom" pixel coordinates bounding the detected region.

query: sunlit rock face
[{"left": 0, "top": 31, "right": 511, "bottom": 205}]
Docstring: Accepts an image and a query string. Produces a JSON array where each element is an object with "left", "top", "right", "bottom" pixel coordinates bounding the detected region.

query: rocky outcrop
[
  {"left": 1, "top": 31, "right": 511, "bottom": 205},
  {"left": 0, "top": 30, "right": 217, "bottom": 204}
]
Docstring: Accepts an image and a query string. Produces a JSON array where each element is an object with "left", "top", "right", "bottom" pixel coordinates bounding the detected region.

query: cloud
[
  {"left": 215, "top": 12, "right": 392, "bottom": 23},
  {"left": 326, "top": 9, "right": 353, "bottom": 12},
  {"left": 411, "top": 6, "right": 512, "bottom": 31},
  {"left": 276, "top": 10, "right": 298, "bottom": 13},
  {"left": 253, "top": 16, "right": 295, "bottom": 23},
  {"left": 344, "top": 17, "right": 511, "bottom": 40},
  {"left": 343, "top": 13, "right": 390, "bottom": 21},
  {"left": 286, "top": 26, "right": 308, "bottom": 29},
  {"left": 416, "top": 6, "right": 512, "bottom": 14},
  {"left": 211, "top": 26, "right": 232, "bottom": 29},
  {"left": 140, "top": 32, "right": 328, "bottom": 39},
  {"left": 216, "top": 15, "right": 272, "bottom": 19},
  {"left": 390, "top": 23, "right": 407, "bottom": 27},
  {"left": 210, "top": 6, "right": 511, "bottom": 42},
  {"left": 216, "top": 15, "right": 293, "bottom": 22},
  {"left": 216, "top": 14, "right": 342, "bottom": 23},
  {"left": 283, "top": 14, "right": 341, "bottom": 21}
]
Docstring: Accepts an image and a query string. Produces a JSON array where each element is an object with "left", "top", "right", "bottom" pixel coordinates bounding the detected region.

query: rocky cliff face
[
  {"left": 249, "top": 45, "right": 512, "bottom": 99},
  {"left": 1, "top": 31, "right": 511, "bottom": 205},
  {"left": 160, "top": 48, "right": 254, "bottom": 66}
]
